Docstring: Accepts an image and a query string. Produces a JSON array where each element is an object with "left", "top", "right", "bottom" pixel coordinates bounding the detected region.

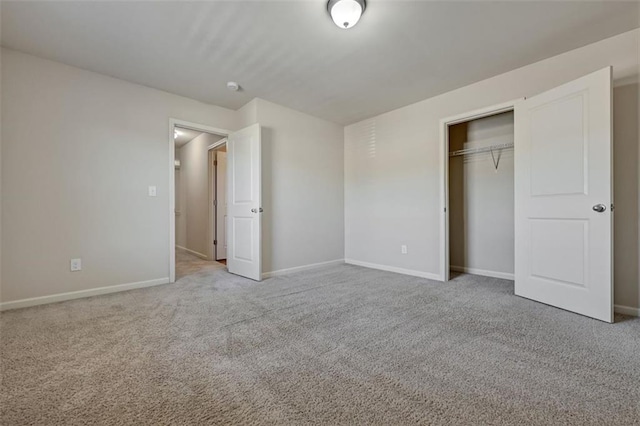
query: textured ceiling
[{"left": 2, "top": 1, "right": 638, "bottom": 124}]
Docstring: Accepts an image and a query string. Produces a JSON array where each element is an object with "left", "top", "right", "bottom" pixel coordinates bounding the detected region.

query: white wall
[
  {"left": 177, "top": 132, "right": 223, "bottom": 258},
  {"left": 174, "top": 148, "right": 186, "bottom": 248},
  {"left": 345, "top": 29, "right": 640, "bottom": 310},
  {"left": 245, "top": 98, "right": 345, "bottom": 273},
  {"left": 1, "top": 48, "right": 238, "bottom": 303},
  {"left": 449, "top": 112, "right": 514, "bottom": 276},
  {"left": 237, "top": 99, "right": 257, "bottom": 129}
]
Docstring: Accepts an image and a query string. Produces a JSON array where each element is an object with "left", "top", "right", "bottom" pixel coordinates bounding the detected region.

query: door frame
[
  {"left": 169, "top": 118, "right": 232, "bottom": 283},
  {"left": 208, "top": 138, "right": 227, "bottom": 262},
  {"left": 438, "top": 99, "right": 521, "bottom": 282}
]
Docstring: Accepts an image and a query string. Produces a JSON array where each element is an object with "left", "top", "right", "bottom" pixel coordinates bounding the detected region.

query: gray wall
[
  {"left": 177, "top": 132, "right": 223, "bottom": 258},
  {"left": 174, "top": 148, "right": 186, "bottom": 248}
]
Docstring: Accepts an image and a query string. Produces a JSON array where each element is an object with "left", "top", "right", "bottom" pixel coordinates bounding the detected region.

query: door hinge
[
  {"left": 611, "top": 203, "right": 615, "bottom": 211},
  {"left": 214, "top": 160, "right": 217, "bottom": 166},
  {"left": 214, "top": 240, "right": 217, "bottom": 245},
  {"left": 213, "top": 199, "right": 217, "bottom": 207}
]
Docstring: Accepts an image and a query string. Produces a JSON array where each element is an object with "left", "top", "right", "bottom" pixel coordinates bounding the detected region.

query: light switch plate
[
  {"left": 148, "top": 186, "right": 157, "bottom": 197},
  {"left": 70, "top": 258, "right": 82, "bottom": 272},
  {"left": 401, "top": 245, "right": 408, "bottom": 254}
]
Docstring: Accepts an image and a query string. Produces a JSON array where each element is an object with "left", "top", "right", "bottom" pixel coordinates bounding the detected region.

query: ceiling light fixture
[
  {"left": 328, "top": 0, "right": 365, "bottom": 29},
  {"left": 227, "top": 81, "right": 240, "bottom": 91}
]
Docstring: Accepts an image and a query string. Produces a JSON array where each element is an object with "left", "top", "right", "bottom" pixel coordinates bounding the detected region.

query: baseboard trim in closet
[
  {"left": 450, "top": 265, "right": 514, "bottom": 280},
  {"left": 614, "top": 304, "right": 639, "bottom": 317}
]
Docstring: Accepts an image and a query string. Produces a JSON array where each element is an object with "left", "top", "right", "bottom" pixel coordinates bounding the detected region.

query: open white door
[
  {"left": 226, "top": 124, "right": 262, "bottom": 281},
  {"left": 515, "top": 67, "right": 612, "bottom": 322}
]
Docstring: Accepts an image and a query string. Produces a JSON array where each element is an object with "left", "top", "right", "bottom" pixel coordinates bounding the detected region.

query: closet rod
[{"left": 449, "top": 142, "right": 514, "bottom": 157}]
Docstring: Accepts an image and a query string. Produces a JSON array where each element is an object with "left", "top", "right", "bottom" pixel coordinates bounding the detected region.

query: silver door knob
[
  {"left": 592, "top": 204, "right": 606, "bottom": 213},
  {"left": 251, "top": 207, "right": 264, "bottom": 213}
]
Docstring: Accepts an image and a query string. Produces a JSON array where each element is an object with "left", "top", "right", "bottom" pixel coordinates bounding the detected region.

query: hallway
[{"left": 176, "top": 248, "right": 226, "bottom": 280}]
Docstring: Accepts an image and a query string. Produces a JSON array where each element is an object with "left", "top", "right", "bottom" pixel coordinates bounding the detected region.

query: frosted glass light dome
[{"left": 328, "top": 0, "right": 365, "bottom": 29}]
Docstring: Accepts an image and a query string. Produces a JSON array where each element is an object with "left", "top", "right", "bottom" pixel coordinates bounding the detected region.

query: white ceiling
[
  {"left": 174, "top": 127, "right": 203, "bottom": 148},
  {"left": 2, "top": 1, "right": 638, "bottom": 124}
]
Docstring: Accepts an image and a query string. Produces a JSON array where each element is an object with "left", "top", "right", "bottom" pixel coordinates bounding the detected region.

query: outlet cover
[
  {"left": 401, "top": 245, "right": 408, "bottom": 254},
  {"left": 70, "top": 258, "right": 82, "bottom": 272}
]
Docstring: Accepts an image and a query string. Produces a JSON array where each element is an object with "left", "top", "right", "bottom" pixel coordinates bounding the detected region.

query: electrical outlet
[
  {"left": 148, "top": 186, "right": 157, "bottom": 197},
  {"left": 70, "top": 258, "right": 82, "bottom": 272},
  {"left": 401, "top": 245, "right": 408, "bottom": 254}
]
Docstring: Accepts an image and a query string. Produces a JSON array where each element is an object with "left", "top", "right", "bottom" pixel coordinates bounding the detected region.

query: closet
[
  {"left": 448, "top": 111, "right": 514, "bottom": 280},
  {"left": 440, "top": 68, "right": 612, "bottom": 322}
]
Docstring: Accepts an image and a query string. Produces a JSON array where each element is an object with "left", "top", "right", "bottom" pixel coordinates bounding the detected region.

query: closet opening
[{"left": 440, "top": 102, "right": 517, "bottom": 282}]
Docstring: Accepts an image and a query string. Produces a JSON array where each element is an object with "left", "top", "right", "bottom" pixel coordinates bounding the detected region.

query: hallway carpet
[
  {"left": 1, "top": 265, "right": 639, "bottom": 425},
  {"left": 175, "top": 248, "right": 226, "bottom": 280}
]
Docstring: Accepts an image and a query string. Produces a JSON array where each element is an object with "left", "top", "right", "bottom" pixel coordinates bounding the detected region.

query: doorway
[
  {"left": 174, "top": 126, "right": 227, "bottom": 279},
  {"left": 169, "top": 120, "right": 264, "bottom": 283},
  {"left": 170, "top": 120, "right": 230, "bottom": 282},
  {"left": 440, "top": 101, "right": 516, "bottom": 283},
  {"left": 447, "top": 111, "right": 515, "bottom": 280}
]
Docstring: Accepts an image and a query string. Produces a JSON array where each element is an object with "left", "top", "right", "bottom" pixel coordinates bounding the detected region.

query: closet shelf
[{"left": 449, "top": 142, "right": 514, "bottom": 157}]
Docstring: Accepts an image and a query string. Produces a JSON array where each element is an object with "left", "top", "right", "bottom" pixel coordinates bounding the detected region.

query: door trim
[
  {"left": 438, "top": 99, "right": 521, "bottom": 282},
  {"left": 209, "top": 137, "right": 227, "bottom": 151},
  {"left": 209, "top": 143, "right": 227, "bottom": 262},
  {"left": 169, "top": 118, "right": 231, "bottom": 283}
]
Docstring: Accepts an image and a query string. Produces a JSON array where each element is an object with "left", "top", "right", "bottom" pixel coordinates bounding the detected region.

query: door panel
[
  {"left": 226, "top": 124, "right": 262, "bottom": 281},
  {"left": 529, "top": 219, "right": 587, "bottom": 287},
  {"left": 232, "top": 217, "right": 254, "bottom": 261},
  {"left": 529, "top": 94, "right": 587, "bottom": 196},
  {"left": 515, "top": 67, "right": 612, "bottom": 322}
]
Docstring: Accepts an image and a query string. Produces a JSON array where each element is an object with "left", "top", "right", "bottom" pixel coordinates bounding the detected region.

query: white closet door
[
  {"left": 226, "top": 124, "right": 262, "bottom": 281},
  {"left": 514, "top": 67, "right": 612, "bottom": 322}
]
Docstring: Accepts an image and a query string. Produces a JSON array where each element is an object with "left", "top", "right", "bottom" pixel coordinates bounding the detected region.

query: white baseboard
[
  {"left": 344, "top": 259, "right": 441, "bottom": 281},
  {"left": 262, "top": 259, "right": 344, "bottom": 279},
  {"left": 614, "top": 304, "right": 639, "bottom": 317},
  {"left": 450, "top": 265, "right": 515, "bottom": 280},
  {"left": 0, "top": 277, "right": 170, "bottom": 311},
  {"left": 176, "top": 245, "right": 208, "bottom": 260}
]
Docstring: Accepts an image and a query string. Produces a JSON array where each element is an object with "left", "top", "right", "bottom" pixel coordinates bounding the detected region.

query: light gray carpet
[
  {"left": 175, "top": 248, "right": 226, "bottom": 280},
  {"left": 1, "top": 264, "right": 639, "bottom": 425}
]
